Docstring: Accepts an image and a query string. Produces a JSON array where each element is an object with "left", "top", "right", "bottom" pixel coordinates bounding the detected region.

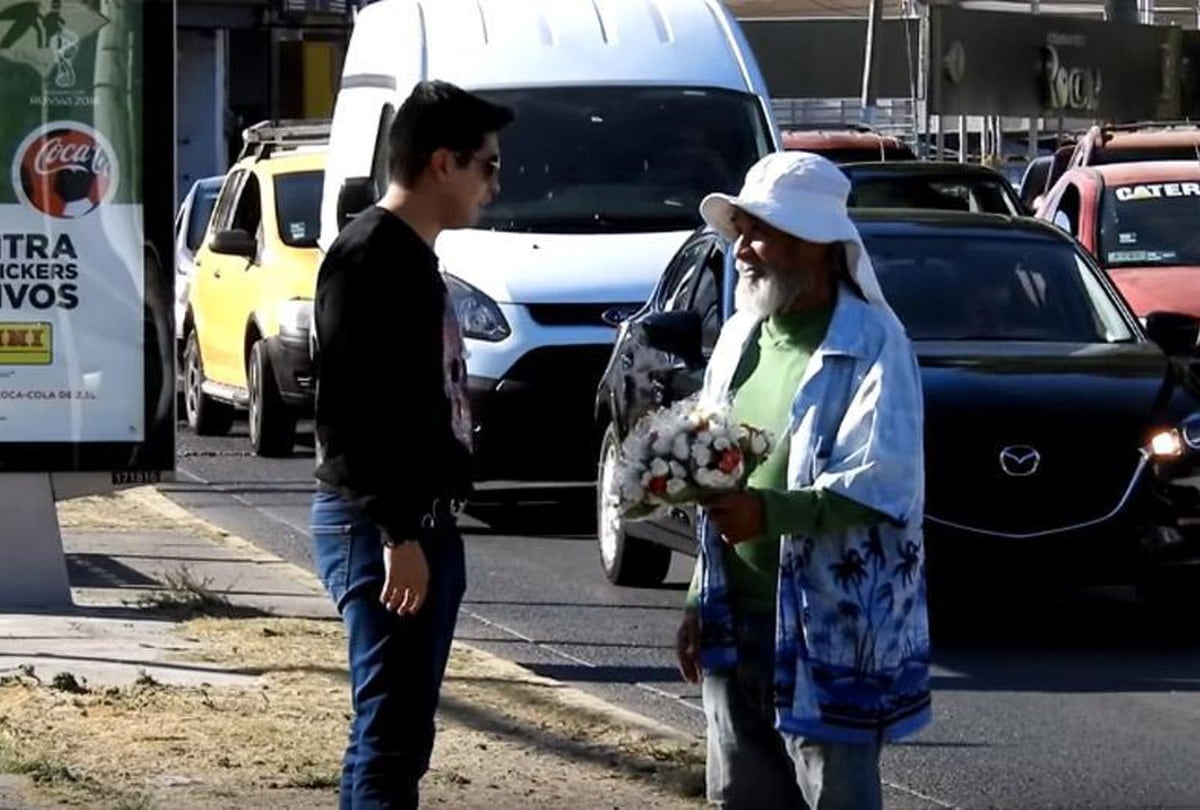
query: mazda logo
[{"left": 999, "top": 445, "right": 1041, "bottom": 477}]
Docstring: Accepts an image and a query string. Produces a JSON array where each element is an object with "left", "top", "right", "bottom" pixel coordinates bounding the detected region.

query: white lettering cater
[
  {"left": 1115, "top": 183, "right": 1200, "bottom": 202},
  {"left": 32, "top": 137, "right": 110, "bottom": 177}
]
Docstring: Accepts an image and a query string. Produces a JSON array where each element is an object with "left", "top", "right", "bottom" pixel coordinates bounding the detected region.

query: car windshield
[
  {"left": 185, "top": 182, "right": 221, "bottom": 252},
  {"left": 848, "top": 176, "right": 1019, "bottom": 215},
  {"left": 865, "top": 234, "right": 1135, "bottom": 343},
  {"left": 474, "top": 86, "right": 770, "bottom": 234},
  {"left": 1099, "top": 181, "right": 1200, "bottom": 267},
  {"left": 274, "top": 170, "right": 323, "bottom": 248}
]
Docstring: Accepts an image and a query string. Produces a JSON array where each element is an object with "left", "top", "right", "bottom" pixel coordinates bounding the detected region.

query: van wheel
[
  {"left": 597, "top": 424, "right": 671, "bottom": 587},
  {"left": 184, "top": 329, "right": 233, "bottom": 436},
  {"left": 248, "top": 339, "right": 296, "bottom": 458}
]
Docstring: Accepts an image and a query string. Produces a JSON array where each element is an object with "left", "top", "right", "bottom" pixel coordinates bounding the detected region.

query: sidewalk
[{"left": 0, "top": 487, "right": 705, "bottom": 809}]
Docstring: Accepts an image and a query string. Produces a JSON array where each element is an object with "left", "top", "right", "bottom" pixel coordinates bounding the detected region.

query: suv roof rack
[{"left": 238, "top": 119, "right": 331, "bottom": 161}]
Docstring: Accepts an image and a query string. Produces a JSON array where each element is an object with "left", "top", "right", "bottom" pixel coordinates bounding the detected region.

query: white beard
[{"left": 734, "top": 265, "right": 814, "bottom": 318}]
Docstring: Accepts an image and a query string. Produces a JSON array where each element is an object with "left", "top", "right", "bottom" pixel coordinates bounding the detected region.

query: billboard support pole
[{"left": 0, "top": 473, "right": 72, "bottom": 609}]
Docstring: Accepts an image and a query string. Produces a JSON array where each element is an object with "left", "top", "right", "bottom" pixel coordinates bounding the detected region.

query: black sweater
[{"left": 313, "top": 206, "right": 472, "bottom": 541}]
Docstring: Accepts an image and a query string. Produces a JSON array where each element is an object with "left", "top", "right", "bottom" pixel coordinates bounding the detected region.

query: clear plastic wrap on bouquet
[{"left": 614, "top": 395, "right": 775, "bottom": 521}]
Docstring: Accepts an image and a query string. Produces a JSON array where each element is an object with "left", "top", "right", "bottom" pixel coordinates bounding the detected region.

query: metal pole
[
  {"left": 1029, "top": 0, "right": 1040, "bottom": 162},
  {"left": 0, "top": 474, "right": 72, "bottom": 608},
  {"left": 959, "top": 114, "right": 968, "bottom": 162},
  {"left": 861, "top": 0, "right": 885, "bottom": 126}
]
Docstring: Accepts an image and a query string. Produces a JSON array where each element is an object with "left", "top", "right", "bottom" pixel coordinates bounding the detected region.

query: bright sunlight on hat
[{"left": 700, "top": 151, "right": 857, "bottom": 245}]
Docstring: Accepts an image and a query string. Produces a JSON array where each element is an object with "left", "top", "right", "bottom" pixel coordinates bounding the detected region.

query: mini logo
[
  {"left": 601, "top": 305, "right": 640, "bottom": 327},
  {"left": 12, "top": 121, "right": 117, "bottom": 218},
  {"left": 999, "top": 445, "right": 1040, "bottom": 477},
  {"left": 0, "top": 322, "right": 52, "bottom": 365}
]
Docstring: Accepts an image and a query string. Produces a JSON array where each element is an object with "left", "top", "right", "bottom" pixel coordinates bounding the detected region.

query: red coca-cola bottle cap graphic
[{"left": 11, "top": 122, "right": 118, "bottom": 219}]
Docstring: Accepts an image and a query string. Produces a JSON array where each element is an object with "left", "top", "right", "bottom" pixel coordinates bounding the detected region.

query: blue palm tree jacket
[{"left": 697, "top": 285, "right": 932, "bottom": 744}]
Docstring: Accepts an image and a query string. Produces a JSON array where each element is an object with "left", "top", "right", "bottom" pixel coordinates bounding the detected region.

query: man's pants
[
  {"left": 311, "top": 490, "right": 467, "bottom": 810},
  {"left": 702, "top": 612, "right": 883, "bottom": 810}
]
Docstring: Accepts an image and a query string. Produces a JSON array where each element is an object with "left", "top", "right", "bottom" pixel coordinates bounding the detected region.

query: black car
[
  {"left": 594, "top": 211, "right": 1200, "bottom": 616},
  {"left": 842, "top": 161, "right": 1025, "bottom": 216}
]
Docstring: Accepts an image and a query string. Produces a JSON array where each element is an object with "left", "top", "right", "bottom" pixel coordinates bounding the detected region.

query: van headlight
[
  {"left": 444, "top": 274, "right": 510, "bottom": 341},
  {"left": 278, "top": 299, "right": 313, "bottom": 338}
]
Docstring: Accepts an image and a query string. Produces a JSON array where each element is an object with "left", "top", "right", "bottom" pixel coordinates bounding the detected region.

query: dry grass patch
[{"left": 0, "top": 618, "right": 704, "bottom": 809}]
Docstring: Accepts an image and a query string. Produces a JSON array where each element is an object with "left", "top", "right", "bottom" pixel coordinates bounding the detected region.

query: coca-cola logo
[{"left": 11, "top": 122, "right": 118, "bottom": 219}]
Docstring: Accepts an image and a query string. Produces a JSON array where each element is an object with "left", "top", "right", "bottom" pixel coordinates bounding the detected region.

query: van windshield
[{"left": 474, "top": 86, "right": 770, "bottom": 234}]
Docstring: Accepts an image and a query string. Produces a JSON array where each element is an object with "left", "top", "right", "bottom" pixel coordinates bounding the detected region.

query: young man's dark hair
[{"left": 389, "top": 80, "right": 515, "bottom": 186}]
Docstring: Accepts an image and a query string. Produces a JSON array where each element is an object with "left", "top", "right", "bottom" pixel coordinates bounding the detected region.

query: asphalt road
[{"left": 166, "top": 417, "right": 1200, "bottom": 810}]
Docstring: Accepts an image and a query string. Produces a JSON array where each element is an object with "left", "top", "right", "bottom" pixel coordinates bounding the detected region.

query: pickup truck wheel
[
  {"left": 248, "top": 339, "right": 296, "bottom": 458},
  {"left": 184, "top": 329, "right": 233, "bottom": 436},
  {"left": 597, "top": 424, "right": 672, "bottom": 587}
]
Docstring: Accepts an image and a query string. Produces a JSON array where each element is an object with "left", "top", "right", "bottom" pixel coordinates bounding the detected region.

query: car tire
[
  {"left": 596, "top": 423, "right": 672, "bottom": 587},
  {"left": 183, "top": 329, "right": 234, "bottom": 436},
  {"left": 248, "top": 339, "right": 296, "bottom": 458}
]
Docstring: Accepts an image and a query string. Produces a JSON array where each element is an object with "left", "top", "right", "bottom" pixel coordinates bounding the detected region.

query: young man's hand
[
  {"left": 705, "top": 489, "right": 765, "bottom": 544},
  {"left": 675, "top": 609, "right": 702, "bottom": 684},
  {"left": 381, "top": 541, "right": 429, "bottom": 615}
]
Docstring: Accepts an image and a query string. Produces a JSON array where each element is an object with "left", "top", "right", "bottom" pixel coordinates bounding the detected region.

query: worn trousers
[
  {"left": 311, "top": 490, "right": 466, "bottom": 810},
  {"left": 702, "top": 611, "right": 883, "bottom": 810}
]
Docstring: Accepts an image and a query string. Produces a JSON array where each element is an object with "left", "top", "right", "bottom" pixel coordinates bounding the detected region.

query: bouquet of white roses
[{"left": 615, "top": 395, "right": 774, "bottom": 521}]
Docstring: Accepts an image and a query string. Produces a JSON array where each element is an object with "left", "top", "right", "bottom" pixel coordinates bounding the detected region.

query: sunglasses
[{"left": 457, "top": 152, "right": 501, "bottom": 180}]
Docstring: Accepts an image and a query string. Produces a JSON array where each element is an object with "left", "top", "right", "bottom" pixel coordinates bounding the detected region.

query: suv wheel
[
  {"left": 248, "top": 339, "right": 296, "bottom": 457},
  {"left": 596, "top": 423, "right": 671, "bottom": 587},
  {"left": 184, "top": 329, "right": 233, "bottom": 436}
]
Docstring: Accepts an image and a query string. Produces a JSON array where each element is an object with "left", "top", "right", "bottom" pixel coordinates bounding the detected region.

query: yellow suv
[{"left": 182, "top": 121, "right": 327, "bottom": 456}]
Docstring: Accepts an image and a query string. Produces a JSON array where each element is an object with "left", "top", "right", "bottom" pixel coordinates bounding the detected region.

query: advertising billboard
[
  {"left": 0, "top": 0, "right": 174, "bottom": 477},
  {"left": 929, "top": 7, "right": 1174, "bottom": 121}
]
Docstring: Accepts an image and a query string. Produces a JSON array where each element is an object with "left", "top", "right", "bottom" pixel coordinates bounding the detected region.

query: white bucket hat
[
  {"left": 699, "top": 150, "right": 899, "bottom": 319},
  {"left": 700, "top": 150, "right": 858, "bottom": 245}
]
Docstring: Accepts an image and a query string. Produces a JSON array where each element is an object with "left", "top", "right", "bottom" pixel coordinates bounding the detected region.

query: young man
[
  {"left": 676, "top": 151, "right": 931, "bottom": 809},
  {"left": 310, "top": 80, "right": 513, "bottom": 809}
]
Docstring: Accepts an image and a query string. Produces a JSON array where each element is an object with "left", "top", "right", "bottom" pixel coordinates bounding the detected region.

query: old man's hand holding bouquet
[{"left": 614, "top": 395, "right": 774, "bottom": 541}]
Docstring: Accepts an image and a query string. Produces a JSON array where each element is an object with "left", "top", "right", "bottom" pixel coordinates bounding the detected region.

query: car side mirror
[
  {"left": 1145, "top": 310, "right": 1200, "bottom": 357},
  {"left": 338, "top": 176, "right": 377, "bottom": 231},
  {"left": 209, "top": 228, "right": 257, "bottom": 259},
  {"left": 639, "top": 310, "right": 703, "bottom": 368}
]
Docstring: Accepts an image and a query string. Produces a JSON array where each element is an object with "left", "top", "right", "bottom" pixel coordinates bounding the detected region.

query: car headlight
[
  {"left": 278, "top": 299, "right": 313, "bottom": 337},
  {"left": 444, "top": 274, "right": 510, "bottom": 342},
  {"left": 1148, "top": 427, "right": 1184, "bottom": 459}
]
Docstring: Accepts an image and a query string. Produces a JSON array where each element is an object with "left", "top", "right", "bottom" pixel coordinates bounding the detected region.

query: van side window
[{"left": 371, "top": 104, "right": 396, "bottom": 196}]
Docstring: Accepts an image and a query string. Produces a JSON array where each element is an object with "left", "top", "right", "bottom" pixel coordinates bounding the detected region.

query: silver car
[{"left": 173, "top": 175, "right": 223, "bottom": 353}]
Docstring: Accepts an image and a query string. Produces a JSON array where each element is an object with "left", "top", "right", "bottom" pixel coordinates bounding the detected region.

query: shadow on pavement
[{"left": 464, "top": 484, "right": 597, "bottom": 538}]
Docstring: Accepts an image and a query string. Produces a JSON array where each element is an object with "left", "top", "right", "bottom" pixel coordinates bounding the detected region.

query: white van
[{"left": 321, "top": 0, "right": 779, "bottom": 480}]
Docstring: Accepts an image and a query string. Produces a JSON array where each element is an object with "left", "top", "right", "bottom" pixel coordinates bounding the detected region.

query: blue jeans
[
  {"left": 702, "top": 612, "right": 882, "bottom": 810},
  {"left": 311, "top": 490, "right": 467, "bottom": 810}
]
